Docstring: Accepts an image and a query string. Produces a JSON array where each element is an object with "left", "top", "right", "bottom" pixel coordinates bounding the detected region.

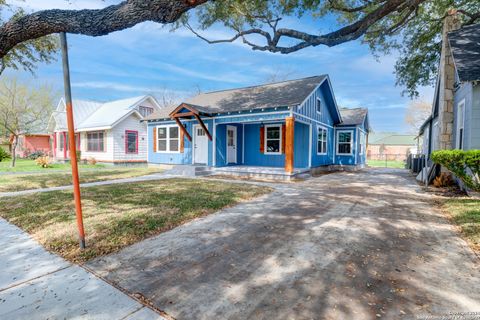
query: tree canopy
[{"left": 1, "top": 0, "right": 480, "bottom": 97}]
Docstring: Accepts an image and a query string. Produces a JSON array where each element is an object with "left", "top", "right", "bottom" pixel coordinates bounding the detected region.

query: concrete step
[{"left": 165, "top": 165, "right": 212, "bottom": 177}]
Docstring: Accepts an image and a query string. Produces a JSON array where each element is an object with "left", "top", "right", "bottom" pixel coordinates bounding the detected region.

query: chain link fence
[{"left": 367, "top": 154, "right": 407, "bottom": 168}]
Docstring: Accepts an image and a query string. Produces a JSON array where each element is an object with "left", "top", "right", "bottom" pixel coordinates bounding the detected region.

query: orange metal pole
[{"left": 60, "top": 32, "right": 86, "bottom": 249}]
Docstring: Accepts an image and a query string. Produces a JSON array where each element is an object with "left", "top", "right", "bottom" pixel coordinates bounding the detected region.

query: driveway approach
[{"left": 87, "top": 169, "right": 480, "bottom": 319}]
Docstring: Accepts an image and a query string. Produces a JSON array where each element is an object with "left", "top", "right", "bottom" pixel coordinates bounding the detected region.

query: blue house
[{"left": 144, "top": 75, "right": 369, "bottom": 178}]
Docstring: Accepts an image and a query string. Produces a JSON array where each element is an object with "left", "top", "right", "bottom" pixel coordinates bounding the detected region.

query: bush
[
  {"left": 431, "top": 150, "right": 480, "bottom": 192},
  {"left": 28, "top": 150, "right": 45, "bottom": 160},
  {"left": 35, "top": 156, "right": 52, "bottom": 168},
  {"left": 76, "top": 151, "right": 81, "bottom": 163},
  {"left": 0, "top": 148, "right": 11, "bottom": 162},
  {"left": 87, "top": 157, "right": 97, "bottom": 165}
]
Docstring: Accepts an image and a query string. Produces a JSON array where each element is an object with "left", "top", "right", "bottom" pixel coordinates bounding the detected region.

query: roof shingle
[{"left": 448, "top": 23, "right": 480, "bottom": 82}]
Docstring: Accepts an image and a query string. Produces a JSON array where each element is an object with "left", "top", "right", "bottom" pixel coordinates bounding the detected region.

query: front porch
[{"left": 213, "top": 165, "right": 310, "bottom": 181}]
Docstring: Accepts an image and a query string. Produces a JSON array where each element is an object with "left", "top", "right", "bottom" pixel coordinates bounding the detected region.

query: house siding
[
  {"left": 80, "top": 130, "right": 114, "bottom": 162},
  {"left": 453, "top": 82, "right": 472, "bottom": 149},
  {"left": 295, "top": 81, "right": 334, "bottom": 126},
  {"left": 147, "top": 119, "right": 214, "bottom": 166},
  {"left": 471, "top": 83, "right": 480, "bottom": 149},
  {"left": 334, "top": 127, "right": 357, "bottom": 165},
  {"left": 111, "top": 113, "right": 148, "bottom": 162}
]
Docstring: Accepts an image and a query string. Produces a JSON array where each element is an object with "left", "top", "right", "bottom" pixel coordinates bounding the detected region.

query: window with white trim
[
  {"left": 457, "top": 100, "right": 465, "bottom": 149},
  {"left": 316, "top": 98, "right": 322, "bottom": 115},
  {"left": 157, "top": 126, "right": 179, "bottom": 152},
  {"left": 265, "top": 125, "right": 282, "bottom": 154},
  {"left": 337, "top": 131, "right": 353, "bottom": 155},
  {"left": 317, "top": 127, "right": 327, "bottom": 154}
]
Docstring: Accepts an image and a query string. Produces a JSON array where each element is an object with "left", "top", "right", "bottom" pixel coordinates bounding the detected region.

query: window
[
  {"left": 125, "top": 130, "right": 138, "bottom": 154},
  {"left": 317, "top": 127, "right": 327, "bottom": 154},
  {"left": 337, "top": 131, "right": 353, "bottom": 155},
  {"left": 86, "top": 131, "right": 105, "bottom": 152},
  {"left": 265, "top": 125, "right": 282, "bottom": 154},
  {"left": 316, "top": 98, "right": 322, "bottom": 115},
  {"left": 457, "top": 100, "right": 465, "bottom": 149},
  {"left": 359, "top": 132, "right": 366, "bottom": 155},
  {"left": 59, "top": 133, "right": 64, "bottom": 151},
  {"left": 139, "top": 106, "right": 154, "bottom": 117},
  {"left": 157, "top": 125, "right": 179, "bottom": 152}
]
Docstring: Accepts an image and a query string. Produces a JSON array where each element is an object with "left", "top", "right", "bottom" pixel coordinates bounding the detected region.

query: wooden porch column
[
  {"left": 63, "top": 132, "right": 67, "bottom": 159},
  {"left": 285, "top": 116, "right": 294, "bottom": 173}
]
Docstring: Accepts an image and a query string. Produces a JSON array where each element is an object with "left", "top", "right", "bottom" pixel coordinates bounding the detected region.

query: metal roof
[
  {"left": 369, "top": 133, "right": 417, "bottom": 146},
  {"left": 53, "top": 96, "right": 155, "bottom": 131},
  {"left": 448, "top": 23, "right": 480, "bottom": 82}
]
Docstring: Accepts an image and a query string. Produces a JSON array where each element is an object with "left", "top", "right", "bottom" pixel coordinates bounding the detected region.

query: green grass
[
  {"left": 443, "top": 198, "right": 480, "bottom": 253},
  {"left": 0, "top": 167, "right": 162, "bottom": 192},
  {"left": 367, "top": 159, "right": 406, "bottom": 169},
  {"left": 0, "top": 158, "right": 104, "bottom": 172},
  {"left": 0, "top": 179, "right": 271, "bottom": 262}
]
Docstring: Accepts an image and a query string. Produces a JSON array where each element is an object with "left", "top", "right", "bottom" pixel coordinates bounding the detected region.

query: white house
[{"left": 48, "top": 95, "right": 162, "bottom": 164}]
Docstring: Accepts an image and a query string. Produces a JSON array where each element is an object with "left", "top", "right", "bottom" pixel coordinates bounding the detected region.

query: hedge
[{"left": 431, "top": 150, "right": 480, "bottom": 192}]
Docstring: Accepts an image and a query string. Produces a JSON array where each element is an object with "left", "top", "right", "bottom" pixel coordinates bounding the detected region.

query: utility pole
[{"left": 60, "top": 32, "right": 86, "bottom": 249}]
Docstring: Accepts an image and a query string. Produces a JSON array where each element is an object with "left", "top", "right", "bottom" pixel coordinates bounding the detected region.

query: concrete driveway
[{"left": 87, "top": 168, "right": 480, "bottom": 319}]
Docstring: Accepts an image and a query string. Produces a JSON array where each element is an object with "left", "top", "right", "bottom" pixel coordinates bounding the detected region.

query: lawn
[
  {"left": 0, "top": 158, "right": 103, "bottom": 172},
  {"left": 443, "top": 197, "right": 480, "bottom": 253},
  {"left": 367, "top": 159, "right": 405, "bottom": 169},
  {"left": 0, "top": 179, "right": 270, "bottom": 262},
  {"left": 0, "top": 167, "right": 162, "bottom": 192}
]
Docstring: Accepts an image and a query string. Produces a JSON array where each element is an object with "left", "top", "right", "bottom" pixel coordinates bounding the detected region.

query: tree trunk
[{"left": 10, "top": 136, "right": 17, "bottom": 167}]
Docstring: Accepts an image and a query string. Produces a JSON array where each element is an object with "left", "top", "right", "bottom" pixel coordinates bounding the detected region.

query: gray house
[{"left": 419, "top": 14, "right": 480, "bottom": 161}]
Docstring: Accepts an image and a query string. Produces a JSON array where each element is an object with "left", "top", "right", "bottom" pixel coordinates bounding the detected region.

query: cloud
[{"left": 72, "top": 81, "right": 189, "bottom": 96}]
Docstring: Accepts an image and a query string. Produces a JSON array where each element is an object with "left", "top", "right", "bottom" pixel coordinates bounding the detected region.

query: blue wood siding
[
  {"left": 454, "top": 82, "right": 480, "bottom": 150},
  {"left": 294, "top": 122, "right": 309, "bottom": 168},
  {"left": 311, "top": 124, "right": 335, "bottom": 166},
  {"left": 295, "top": 82, "right": 334, "bottom": 126},
  {"left": 243, "top": 123, "right": 284, "bottom": 167},
  {"left": 147, "top": 119, "right": 214, "bottom": 166},
  {"left": 214, "top": 112, "right": 290, "bottom": 124},
  {"left": 334, "top": 128, "right": 357, "bottom": 165},
  {"left": 215, "top": 123, "right": 243, "bottom": 167}
]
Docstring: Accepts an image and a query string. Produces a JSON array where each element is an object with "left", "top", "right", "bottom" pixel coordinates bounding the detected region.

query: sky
[{"left": 5, "top": 0, "right": 434, "bottom": 134}]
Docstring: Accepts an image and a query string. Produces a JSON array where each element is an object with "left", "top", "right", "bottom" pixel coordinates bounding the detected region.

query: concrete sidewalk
[
  {"left": 0, "top": 218, "right": 163, "bottom": 320},
  {"left": 0, "top": 173, "right": 174, "bottom": 197}
]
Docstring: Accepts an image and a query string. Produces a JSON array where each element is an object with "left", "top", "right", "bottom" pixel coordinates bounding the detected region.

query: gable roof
[
  {"left": 144, "top": 75, "right": 335, "bottom": 121},
  {"left": 338, "top": 108, "right": 368, "bottom": 126},
  {"left": 369, "top": 133, "right": 416, "bottom": 146},
  {"left": 51, "top": 99, "right": 103, "bottom": 131},
  {"left": 448, "top": 23, "right": 480, "bottom": 82},
  {"left": 185, "top": 75, "right": 327, "bottom": 114},
  {"left": 51, "top": 95, "right": 159, "bottom": 132}
]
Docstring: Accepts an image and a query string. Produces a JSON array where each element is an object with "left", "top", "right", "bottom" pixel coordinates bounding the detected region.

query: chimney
[{"left": 437, "top": 9, "right": 461, "bottom": 150}]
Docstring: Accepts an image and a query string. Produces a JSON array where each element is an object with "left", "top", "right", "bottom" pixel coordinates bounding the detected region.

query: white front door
[
  {"left": 194, "top": 125, "right": 208, "bottom": 164},
  {"left": 227, "top": 125, "right": 237, "bottom": 164}
]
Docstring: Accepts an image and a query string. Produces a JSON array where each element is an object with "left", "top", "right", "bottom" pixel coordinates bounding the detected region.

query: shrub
[
  {"left": 431, "top": 150, "right": 480, "bottom": 192},
  {"left": 87, "top": 157, "right": 97, "bottom": 165},
  {"left": 0, "top": 147, "right": 11, "bottom": 162},
  {"left": 75, "top": 150, "right": 81, "bottom": 163},
  {"left": 28, "top": 150, "right": 45, "bottom": 160},
  {"left": 35, "top": 156, "right": 52, "bottom": 168}
]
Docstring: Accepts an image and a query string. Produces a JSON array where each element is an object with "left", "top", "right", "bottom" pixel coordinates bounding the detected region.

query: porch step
[{"left": 165, "top": 165, "right": 212, "bottom": 177}]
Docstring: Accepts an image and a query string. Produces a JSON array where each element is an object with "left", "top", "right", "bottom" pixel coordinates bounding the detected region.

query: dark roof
[
  {"left": 338, "top": 108, "right": 368, "bottom": 126},
  {"left": 448, "top": 23, "right": 480, "bottom": 82},
  {"left": 144, "top": 75, "right": 327, "bottom": 120}
]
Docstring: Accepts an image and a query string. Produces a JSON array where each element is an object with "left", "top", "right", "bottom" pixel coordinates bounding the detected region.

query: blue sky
[{"left": 7, "top": 0, "right": 434, "bottom": 133}]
